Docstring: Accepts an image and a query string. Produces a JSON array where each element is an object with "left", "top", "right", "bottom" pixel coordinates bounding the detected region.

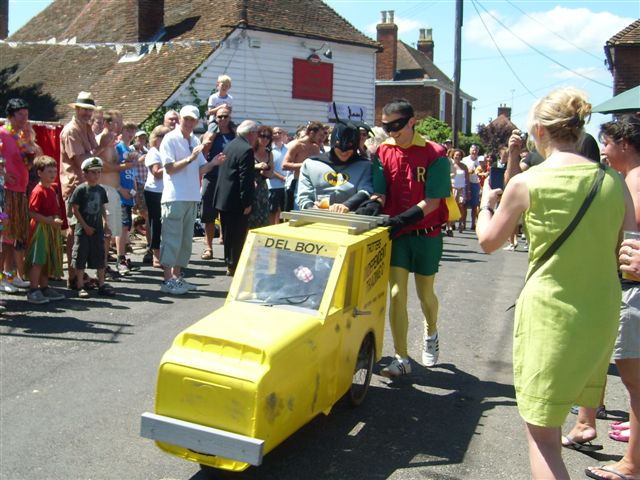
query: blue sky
[{"left": 8, "top": 0, "right": 640, "bottom": 140}]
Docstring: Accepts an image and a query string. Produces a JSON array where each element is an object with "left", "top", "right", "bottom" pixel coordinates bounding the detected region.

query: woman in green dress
[{"left": 476, "top": 87, "right": 636, "bottom": 479}]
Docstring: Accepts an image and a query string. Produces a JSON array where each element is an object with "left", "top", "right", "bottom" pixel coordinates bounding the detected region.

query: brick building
[
  {"left": 374, "top": 10, "right": 475, "bottom": 132},
  {"left": 604, "top": 19, "right": 640, "bottom": 96}
]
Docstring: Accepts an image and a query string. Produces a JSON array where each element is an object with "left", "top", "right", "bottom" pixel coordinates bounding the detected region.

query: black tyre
[{"left": 349, "top": 333, "right": 375, "bottom": 406}]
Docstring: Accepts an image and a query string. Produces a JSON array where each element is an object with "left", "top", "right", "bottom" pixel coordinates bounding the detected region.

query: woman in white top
[
  {"left": 144, "top": 125, "right": 170, "bottom": 267},
  {"left": 451, "top": 148, "right": 469, "bottom": 233}
]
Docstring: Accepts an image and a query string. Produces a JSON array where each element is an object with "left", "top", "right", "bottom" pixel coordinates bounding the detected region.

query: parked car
[{"left": 141, "top": 210, "right": 391, "bottom": 472}]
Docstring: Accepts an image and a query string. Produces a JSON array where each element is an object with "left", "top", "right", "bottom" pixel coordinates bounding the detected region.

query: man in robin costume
[{"left": 373, "top": 98, "right": 451, "bottom": 377}]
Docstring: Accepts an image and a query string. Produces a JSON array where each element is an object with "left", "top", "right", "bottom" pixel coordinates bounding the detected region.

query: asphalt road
[{"left": 0, "top": 229, "right": 630, "bottom": 480}]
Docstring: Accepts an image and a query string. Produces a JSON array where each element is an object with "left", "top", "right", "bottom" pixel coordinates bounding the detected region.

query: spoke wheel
[{"left": 349, "top": 333, "right": 374, "bottom": 406}]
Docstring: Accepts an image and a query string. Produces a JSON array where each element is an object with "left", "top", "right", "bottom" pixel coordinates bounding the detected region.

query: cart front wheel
[{"left": 349, "top": 333, "right": 374, "bottom": 406}]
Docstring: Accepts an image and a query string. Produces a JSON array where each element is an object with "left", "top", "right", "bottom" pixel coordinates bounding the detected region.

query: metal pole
[{"left": 452, "top": 0, "right": 463, "bottom": 147}]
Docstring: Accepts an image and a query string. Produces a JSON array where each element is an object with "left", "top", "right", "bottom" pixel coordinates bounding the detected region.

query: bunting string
[{"left": 0, "top": 37, "right": 221, "bottom": 55}]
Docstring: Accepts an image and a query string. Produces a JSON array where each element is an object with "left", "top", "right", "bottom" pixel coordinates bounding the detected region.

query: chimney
[
  {"left": 497, "top": 104, "right": 512, "bottom": 119},
  {"left": 376, "top": 10, "right": 398, "bottom": 81},
  {"left": 137, "top": 0, "right": 164, "bottom": 42},
  {"left": 0, "top": 0, "right": 8, "bottom": 40},
  {"left": 417, "top": 28, "right": 434, "bottom": 61}
]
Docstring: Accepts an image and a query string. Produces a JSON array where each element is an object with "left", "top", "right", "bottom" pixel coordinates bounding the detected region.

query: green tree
[
  {"left": 415, "top": 117, "right": 451, "bottom": 144},
  {"left": 458, "top": 133, "right": 484, "bottom": 155}
]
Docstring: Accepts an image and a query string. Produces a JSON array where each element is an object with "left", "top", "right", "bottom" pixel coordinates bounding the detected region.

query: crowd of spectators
[{"left": 0, "top": 80, "right": 637, "bottom": 480}]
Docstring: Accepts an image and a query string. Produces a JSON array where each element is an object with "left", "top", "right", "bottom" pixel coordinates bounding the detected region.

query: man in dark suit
[{"left": 214, "top": 120, "right": 258, "bottom": 275}]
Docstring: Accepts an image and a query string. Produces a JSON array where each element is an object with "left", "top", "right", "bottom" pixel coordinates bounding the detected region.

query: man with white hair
[
  {"left": 214, "top": 120, "right": 258, "bottom": 276},
  {"left": 163, "top": 109, "right": 179, "bottom": 130},
  {"left": 158, "top": 105, "right": 221, "bottom": 295}
]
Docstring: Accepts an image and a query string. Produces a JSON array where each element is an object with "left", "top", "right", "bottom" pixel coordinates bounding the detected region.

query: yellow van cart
[{"left": 141, "top": 211, "right": 391, "bottom": 472}]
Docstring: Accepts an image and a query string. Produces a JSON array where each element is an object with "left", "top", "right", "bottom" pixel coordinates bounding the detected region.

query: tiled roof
[
  {"left": 395, "top": 41, "right": 474, "bottom": 99},
  {"left": 3, "top": 0, "right": 379, "bottom": 123},
  {"left": 10, "top": 0, "right": 379, "bottom": 48},
  {"left": 607, "top": 19, "right": 640, "bottom": 46}
]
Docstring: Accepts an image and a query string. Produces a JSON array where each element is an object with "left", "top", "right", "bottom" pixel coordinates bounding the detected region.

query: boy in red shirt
[{"left": 25, "top": 156, "right": 65, "bottom": 304}]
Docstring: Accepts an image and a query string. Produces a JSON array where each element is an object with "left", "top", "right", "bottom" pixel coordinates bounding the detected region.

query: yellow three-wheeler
[{"left": 141, "top": 211, "right": 391, "bottom": 472}]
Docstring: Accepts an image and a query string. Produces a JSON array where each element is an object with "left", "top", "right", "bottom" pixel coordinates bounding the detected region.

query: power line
[
  {"left": 505, "top": 0, "right": 602, "bottom": 61},
  {"left": 469, "top": 0, "right": 537, "bottom": 99},
  {"left": 474, "top": 0, "right": 611, "bottom": 89},
  {"left": 396, "top": 0, "right": 445, "bottom": 20}
]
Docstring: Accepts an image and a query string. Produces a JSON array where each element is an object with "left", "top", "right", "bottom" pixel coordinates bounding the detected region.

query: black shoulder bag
[{"left": 508, "top": 163, "right": 607, "bottom": 310}]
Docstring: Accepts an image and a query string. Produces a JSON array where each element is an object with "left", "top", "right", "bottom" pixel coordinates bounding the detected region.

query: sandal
[
  {"left": 609, "top": 429, "right": 630, "bottom": 443},
  {"left": 201, "top": 248, "right": 213, "bottom": 260},
  {"left": 98, "top": 284, "right": 116, "bottom": 297},
  {"left": 77, "top": 288, "right": 90, "bottom": 299},
  {"left": 611, "top": 421, "right": 630, "bottom": 431}
]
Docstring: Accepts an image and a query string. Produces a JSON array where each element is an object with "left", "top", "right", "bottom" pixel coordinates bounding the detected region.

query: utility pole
[{"left": 452, "top": 0, "right": 463, "bottom": 147}]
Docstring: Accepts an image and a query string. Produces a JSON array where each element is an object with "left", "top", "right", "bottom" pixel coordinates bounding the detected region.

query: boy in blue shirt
[{"left": 115, "top": 122, "right": 137, "bottom": 275}]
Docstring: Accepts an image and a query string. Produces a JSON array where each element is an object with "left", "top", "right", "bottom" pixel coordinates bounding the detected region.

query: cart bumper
[{"left": 140, "top": 412, "right": 264, "bottom": 466}]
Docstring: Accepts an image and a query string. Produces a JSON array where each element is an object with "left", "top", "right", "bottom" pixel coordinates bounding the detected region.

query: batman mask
[{"left": 330, "top": 123, "right": 359, "bottom": 151}]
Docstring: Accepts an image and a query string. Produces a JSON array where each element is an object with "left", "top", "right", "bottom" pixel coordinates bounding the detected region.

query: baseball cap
[
  {"left": 179, "top": 105, "right": 200, "bottom": 120},
  {"left": 81, "top": 157, "right": 103, "bottom": 171},
  {"left": 135, "top": 130, "right": 147, "bottom": 138}
]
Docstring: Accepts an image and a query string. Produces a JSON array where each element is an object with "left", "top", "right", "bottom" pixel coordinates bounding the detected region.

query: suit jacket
[{"left": 214, "top": 135, "right": 255, "bottom": 213}]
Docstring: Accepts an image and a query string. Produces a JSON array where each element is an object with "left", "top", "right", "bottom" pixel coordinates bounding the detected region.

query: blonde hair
[
  {"left": 217, "top": 74, "right": 232, "bottom": 86},
  {"left": 527, "top": 87, "right": 592, "bottom": 144},
  {"left": 149, "top": 125, "right": 171, "bottom": 147}
]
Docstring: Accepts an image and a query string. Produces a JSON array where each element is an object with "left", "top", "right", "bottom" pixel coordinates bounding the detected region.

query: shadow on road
[
  {"left": 186, "top": 362, "right": 516, "bottom": 480},
  {"left": 0, "top": 314, "right": 132, "bottom": 343}
]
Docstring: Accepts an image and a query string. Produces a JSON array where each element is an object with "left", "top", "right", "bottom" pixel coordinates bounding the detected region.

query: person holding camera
[{"left": 476, "top": 88, "right": 636, "bottom": 479}]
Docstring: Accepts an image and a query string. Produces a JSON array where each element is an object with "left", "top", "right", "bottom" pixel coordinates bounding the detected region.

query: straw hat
[{"left": 69, "top": 91, "right": 99, "bottom": 110}]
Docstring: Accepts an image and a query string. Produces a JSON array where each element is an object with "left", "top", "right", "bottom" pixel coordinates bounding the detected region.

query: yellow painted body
[{"left": 154, "top": 220, "right": 390, "bottom": 471}]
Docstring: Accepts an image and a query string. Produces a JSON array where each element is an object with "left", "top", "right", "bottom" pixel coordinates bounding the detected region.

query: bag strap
[{"left": 525, "top": 162, "right": 607, "bottom": 284}]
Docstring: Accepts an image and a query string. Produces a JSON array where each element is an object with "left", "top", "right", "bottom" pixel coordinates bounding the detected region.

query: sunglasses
[
  {"left": 381, "top": 117, "right": 411, "bottom": 133},
  {"left": 216, "top": 115, "right": 229, "bottom": 119},
  {"left": 259, "top": 134, "right": 272, "bottom": 139}
]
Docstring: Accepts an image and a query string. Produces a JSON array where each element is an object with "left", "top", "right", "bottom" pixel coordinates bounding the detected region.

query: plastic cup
[
  {"left": 316, "top": 195, "right": 330, "bottom": 209},
  {"left": 622, "top": 231, "right": 640, "bottom": 281}
]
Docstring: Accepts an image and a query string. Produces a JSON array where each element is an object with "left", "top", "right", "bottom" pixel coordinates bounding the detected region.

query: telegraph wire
[
  {"left": 505, "top": 0, "right": 602, "bottom": 61},
  {"left": 470, "top": 0, "right": 537, "bottom": 99},
  {"left": 474, "top": 0, "right": 611, "bottom": 89}
]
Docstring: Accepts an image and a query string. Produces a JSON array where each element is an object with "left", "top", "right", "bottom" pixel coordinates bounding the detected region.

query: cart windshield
[{"left": 236, "top": 237, "right": 336, "bottom": 311}]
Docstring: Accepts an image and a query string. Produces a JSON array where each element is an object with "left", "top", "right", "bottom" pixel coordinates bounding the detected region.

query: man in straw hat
[{"left": 60, "top": 91, "right": 113, "bottom": 289}]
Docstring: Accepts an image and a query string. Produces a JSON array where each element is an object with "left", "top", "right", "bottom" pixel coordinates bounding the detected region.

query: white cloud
[
  {"left": 465, "top": 7, "right": 635, "bottom": 53},
  {"left": 549, "top": 65, "right": 610, "bottom": 82},
  {"left": 365, "top": 16, "right": 424, "bottom": 36}
]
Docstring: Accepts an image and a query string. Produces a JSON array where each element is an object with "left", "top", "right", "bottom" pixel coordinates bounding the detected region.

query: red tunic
[{"left": 377, "top": 134, "right": 449, "bottom": 236}]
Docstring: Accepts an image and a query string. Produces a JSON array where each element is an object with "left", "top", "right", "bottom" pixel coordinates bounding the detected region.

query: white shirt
[
  {"left": 462, "top": 156, "right": 481, "bottom": 184},
  {"left": 159, "top": 128, "right": 206, "bottom": 203},
  {"left": 144, "top": 147, "right": 163, "bottom": 193},
  {"left": 207, "top": 92, "right": 233, "bottom": 123}
]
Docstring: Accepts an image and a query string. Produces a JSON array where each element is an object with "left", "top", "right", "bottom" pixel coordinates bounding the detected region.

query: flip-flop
[
  {"left": 609, "top": 430, "right": 630, "bottom": 443},
  {"left": 585, "top": 465, "right": 639, "bottom": 480},
  {"left": 201, "top": 249, "right": 213, "bottom": 260},
  {"left": 611, "top": 421, "right": 630, "bottom": 431},
  {"left": 562, "top": 435, "right": 603, "bottom": 452}
]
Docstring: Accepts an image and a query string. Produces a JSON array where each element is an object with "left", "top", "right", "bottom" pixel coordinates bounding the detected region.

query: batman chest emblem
[{"left": 324, "top": 171, "right": 349, "bottom": 186}]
